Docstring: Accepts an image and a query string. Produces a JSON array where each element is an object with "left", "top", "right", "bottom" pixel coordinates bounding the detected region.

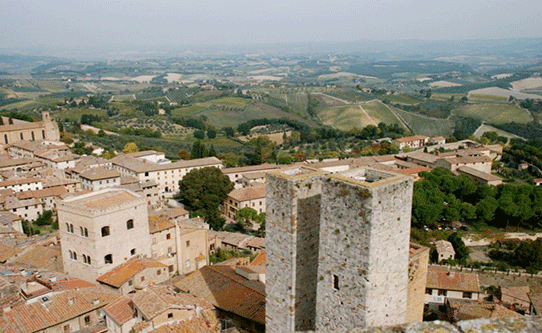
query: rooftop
[
  {"left": 61, "top": 188, "right": 142, "bottom": 210},
  {"left": 426, "top": 267, "right": 480, "bottom": 293},
  {"left": 435, "top": 240, "right": 456, "bottom": 255},
  {"left": 132, "top": 285, "right": 213, "bottom": 320},
  {"left": 457, "top": 166, "right": 502, "bottom": 182},
  {"left": 395, "top": 135, "right": 429, "bottom": 142},
  {"left": 0, "top": 288, "right": 119, "bottom": 333},
  {"left": 112, "top": 155, "right": 222, "bottom": 173},
  {"left": 227, "top": 185, "right": 266, "bottom": 202},
  {"left": 79, "top": 167, "right": 120, "bottom": 180},
  {"left": 103, "top": 295, "right": 135, "bottom": 326},
  {"left": 174, "top": 265, "right": 265, "bottom": 324},
  {"left": 148, "top": 216, "right": 175, "bottom": 234},
  {"left": 97, "top": 258, "right": 167, "bottom": 288}
]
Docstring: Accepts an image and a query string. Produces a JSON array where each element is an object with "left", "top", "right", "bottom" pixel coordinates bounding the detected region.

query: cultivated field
[
  {"left": 393, "top": 107, "right": 454, "bottom": 137},
  {"left": 429, "top": 80, "right": 462, "bottom": 88},
  {"left": 469, "top": 87, "right": 542, "bottom": 100},
  {"left": 362, "top": 100, "right": 405, "bottom": 127},
  {"left": 319, "top": 105, "right": 376, "bottom": 131},
  {"left": 473, "top": 124, "right": 525, "bottom": 140},
  {"left": 511, "top": 77, "right": 542, "bottom": 91},
  {"left": 453, "top": 103, "right": 532, "bottom": 125}
]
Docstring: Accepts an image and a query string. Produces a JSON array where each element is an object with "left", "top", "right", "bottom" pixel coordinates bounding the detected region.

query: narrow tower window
[{"left": 333, "top": 275, "right": 340, "bottom": 291}]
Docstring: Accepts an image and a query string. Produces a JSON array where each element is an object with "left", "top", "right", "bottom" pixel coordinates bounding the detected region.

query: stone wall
[
  {"left": 315, "top": 169, "right": 413, "bottom": 330},
  {"left": 406, "top": 243, "right": 429, "bottom": 323},
  {"left": 266, "top": 167, "right": 326, "bottom": 333}
]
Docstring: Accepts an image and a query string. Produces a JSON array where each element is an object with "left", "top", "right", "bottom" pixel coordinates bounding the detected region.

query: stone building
[
  {"left": 221, "top": 184, "right": 266, "bottom": 219},
  {"left": 79, "top": 167, "right": 121, "bottom": 191},
  {"left": 57, "top": 188, "right": 152, "bottom": 282},
  {"left": 0, "top": 111, "right": 59, "bottom": 146},
  {"left": 407, "top": 243, "right": 430, "bottom": 323},
  {"left": 266, "top": 166, "right": 413, "bottom": 332}
]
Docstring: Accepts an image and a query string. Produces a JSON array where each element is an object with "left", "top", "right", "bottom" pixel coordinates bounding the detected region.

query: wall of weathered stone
[
  {"left": 266, "top": 167, "right": 326, "bottom": 333},
  {"left": 406, "top": 244, "right": 429, "bottom": 323},
  {"left": 315, "top": 169, "right": 413, "bottom": 331}
]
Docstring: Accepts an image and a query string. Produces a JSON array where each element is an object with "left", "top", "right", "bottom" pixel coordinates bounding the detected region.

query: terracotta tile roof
[
  {"left": 0, "top": 243, "right": 21, "bottom": 263},
  {"left": 250, "top": 250, "right": 266, "bottom": 266},
  {"left": 426, "top": 267, "right": 480, "bottom": 293},
  {"left": 0, "top": 177, "right": 42, "bottom": 188},
  {"left": 148, "top": 216, "right": 175, "bottom": 234},
  {"left": 440, "top": 155, "right": 492, "bottom": 165},
  {"left": 447, "top": 299, "right": 522, "bottom": 321},
  {"left": 103, "top": 295, "right": 135, "bottom": 326},
  {"left": 528, "top": 292, "right": 542, "bottom": 314},
  {"left": 394, "top": 166, "right": 431, "bottom": 176},
  {"left": 145, "top": 308, "right": 219, "bottom": 333},
  {"left": 457, "top": 166, "right": 502, "bottom": 182},
  {"left": 435, "top": 240, "right": 456, "bottom": 255},
  {"left": 97, "top": 258, "right": 167, "bottom": 288},
  {"left": 395, "top": 135, "right": 429, "bottom": 143},
  {"left": 80, "top": 167, "right": 120, "bottom": 180},
  {"left": 132, "top": 285, "right": 213, "bottom": 320},
  {"left": 405, "top": 151, "right": 439, "bottom": 164},
  {"left": 12, "top": 245, "right": 63, "bottom": 272},
  {"left": 0, "top": 158, "right": 40, "bottom": 168},
  {"left": 46, "top": 278, "right": 96, "bottom": 292},
  {"left": 221, "top": 163, "right": 279, "bottom": 175},
  {"left": 227, "top": 185, "right": 265, "bottom": 202},
  {"left": 112, "top": 156, "right": 222, "bottom": 173},
  {"left": 174, "top": 265, "right": 265, "bottom": 324},
  {"left": 246, "top": 237, "right": 265, "bottom": 249},
  {"left": 0, "top": 287, "right": 119, "bottom": 333},
  {"left": 17, "top": 186, "right": 66, "bottom": 200},
  {"left": 500, "top": 285, "right": 530, "bottom": 308}
]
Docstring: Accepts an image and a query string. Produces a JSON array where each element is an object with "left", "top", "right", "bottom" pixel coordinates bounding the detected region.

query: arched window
[
  {"left": 42, "top": 130, "right": 45, "bottom": 139},
  {"left": 69, "top": 250, "right": 73, "bottom": 259},
  {"left": 130, "top": 248, "right": 136, "bottom": 256},
  {"left": 31, "top": 132, "right": 35, "bottom": 141},
  {"left": 82, "top": 255, "right": 87, "bottom": 264},
  {"left": 20, "top": 133, "right": 23, "bottom": 140},
  {"left": 87, "top": 256, "right": 91, "bottom": 265},
  {"left": 3, "top": 134, "right": 7, "bottom": 144},
  {"left": 104, "top": 254, "right": 113, "bottom": 264},
  {"left": 101, "top": 226, "right": 110, "bottom": 237},
  {"left": 126, "top": 219, "right": 134, "bottom": 230},
  {"left": 66, "top": 223, "right": 70, "bottom": 232},
  {"left": 69, "top": 224, "right": 74, "bottom": 233},
  {"left": 73, "top": 252, "right": 77, "bottom": 261},
  {"left": 80, "top": 227, "right": 84, "bottom": 236},
  {"left": 84, "top": 228, "right": 88, "bottom": 237}
]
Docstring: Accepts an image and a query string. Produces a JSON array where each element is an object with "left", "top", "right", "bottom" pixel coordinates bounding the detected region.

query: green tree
[
  {"left": 194, "top": 130, "right": 205, "bottom": 139},
  {"left": 207, "top": 128, "right": 217, "bottom": 139},
  {"left": 191, "top": 140, "right": 207, "bottom": 159},
  {"left": 177, "top": 167, "right": 234, "bottom": 230},
  {"left": 448, "top": 232, "right": 469, "bottom": 260},
  {"left": 224, "top": 127, "right": 235, "bottom": 137},
  {"left": 513, "top": 240, "right": 542, "bottom": 271}
]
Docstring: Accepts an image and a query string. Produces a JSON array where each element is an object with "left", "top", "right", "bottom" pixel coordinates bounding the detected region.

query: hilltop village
[{"left": 2, "top": 105, "right": 542, "bottom": 333}]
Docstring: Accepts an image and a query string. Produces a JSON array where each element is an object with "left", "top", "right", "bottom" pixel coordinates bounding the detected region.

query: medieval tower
[{"left": 266, "top": 166, "right": 413, "bottom": 332}]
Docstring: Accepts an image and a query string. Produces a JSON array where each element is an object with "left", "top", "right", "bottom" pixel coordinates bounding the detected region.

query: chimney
[
  {"left": 68, "top": 296, "right": 75, "bottom": 305},
  {"left": 92, "top": 299, "right": 100, "bottom": 305},
  {"left": 447, "top": 271, "right": 455, "bottom": 278}
]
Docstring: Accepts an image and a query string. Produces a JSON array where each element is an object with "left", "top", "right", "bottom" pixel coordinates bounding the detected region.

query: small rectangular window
[
  {"left": 186, "top": 240, "right": 190, "bottom": 247},
  {"left": 157, "top": 269, "right": 161, "bottom": 275},
  {"left": 333, "top": 275, "right": 339, "bottom": 290},
  {"left": 425, "top": 288, "right": 432, "bottom": 295}
]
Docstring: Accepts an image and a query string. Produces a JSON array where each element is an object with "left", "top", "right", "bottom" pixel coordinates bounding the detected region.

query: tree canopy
[{"left": 177, "top": 167, "right": 234, "bottom": 230}]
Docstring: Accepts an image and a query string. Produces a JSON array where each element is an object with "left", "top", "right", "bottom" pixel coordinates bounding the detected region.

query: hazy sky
[{"left": 2, "top": 0, "right": 542, "bottom": 49}]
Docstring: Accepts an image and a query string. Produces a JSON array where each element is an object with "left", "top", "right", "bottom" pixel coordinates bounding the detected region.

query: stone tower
[
  {"left": 315, "top": 167, "right": 413, "bottom": 330},
  {"left": 266, "top": 166, "right": 327, "bottom": 333},
  {"left": 266, "top": 166, "right": 413, "bottom": 332}
]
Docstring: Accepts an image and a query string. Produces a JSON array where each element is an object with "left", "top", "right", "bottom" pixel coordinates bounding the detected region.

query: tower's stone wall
[
  {"left": 266, "top": 167, "right": 326, "bottom": 333},
  {"left": 315, "top": 168, "right": 413, "bottom": 330},
  {"left": 406, "top": 243, "right": 430, "bottom": 323}
]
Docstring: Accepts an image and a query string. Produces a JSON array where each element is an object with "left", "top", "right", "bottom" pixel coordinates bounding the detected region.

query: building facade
[
  {"left": 0, "top": 111, "right": 59, "bottom": 146},
  {"left": 58, "top": 188, "right": 152, "bottom": 282}
]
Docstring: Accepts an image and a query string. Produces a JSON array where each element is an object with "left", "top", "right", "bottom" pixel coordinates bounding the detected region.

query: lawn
[
  {"left": 0, "top": 100, "right": 42, "bottom": 111},
  {"left": 453, "top": 103, "right": 532, "bottom": 125}
]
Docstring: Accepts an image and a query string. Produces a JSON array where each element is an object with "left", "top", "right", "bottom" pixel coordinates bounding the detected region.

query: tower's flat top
[
  {"left": 329, "top": 167, "right": 410, "bottom": 188},
  {"left": 62, "top": 189, "right": 141, "bottom": 209},
  {"left": 268, "top": 166, "right": 327, "bottom": 180}
]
